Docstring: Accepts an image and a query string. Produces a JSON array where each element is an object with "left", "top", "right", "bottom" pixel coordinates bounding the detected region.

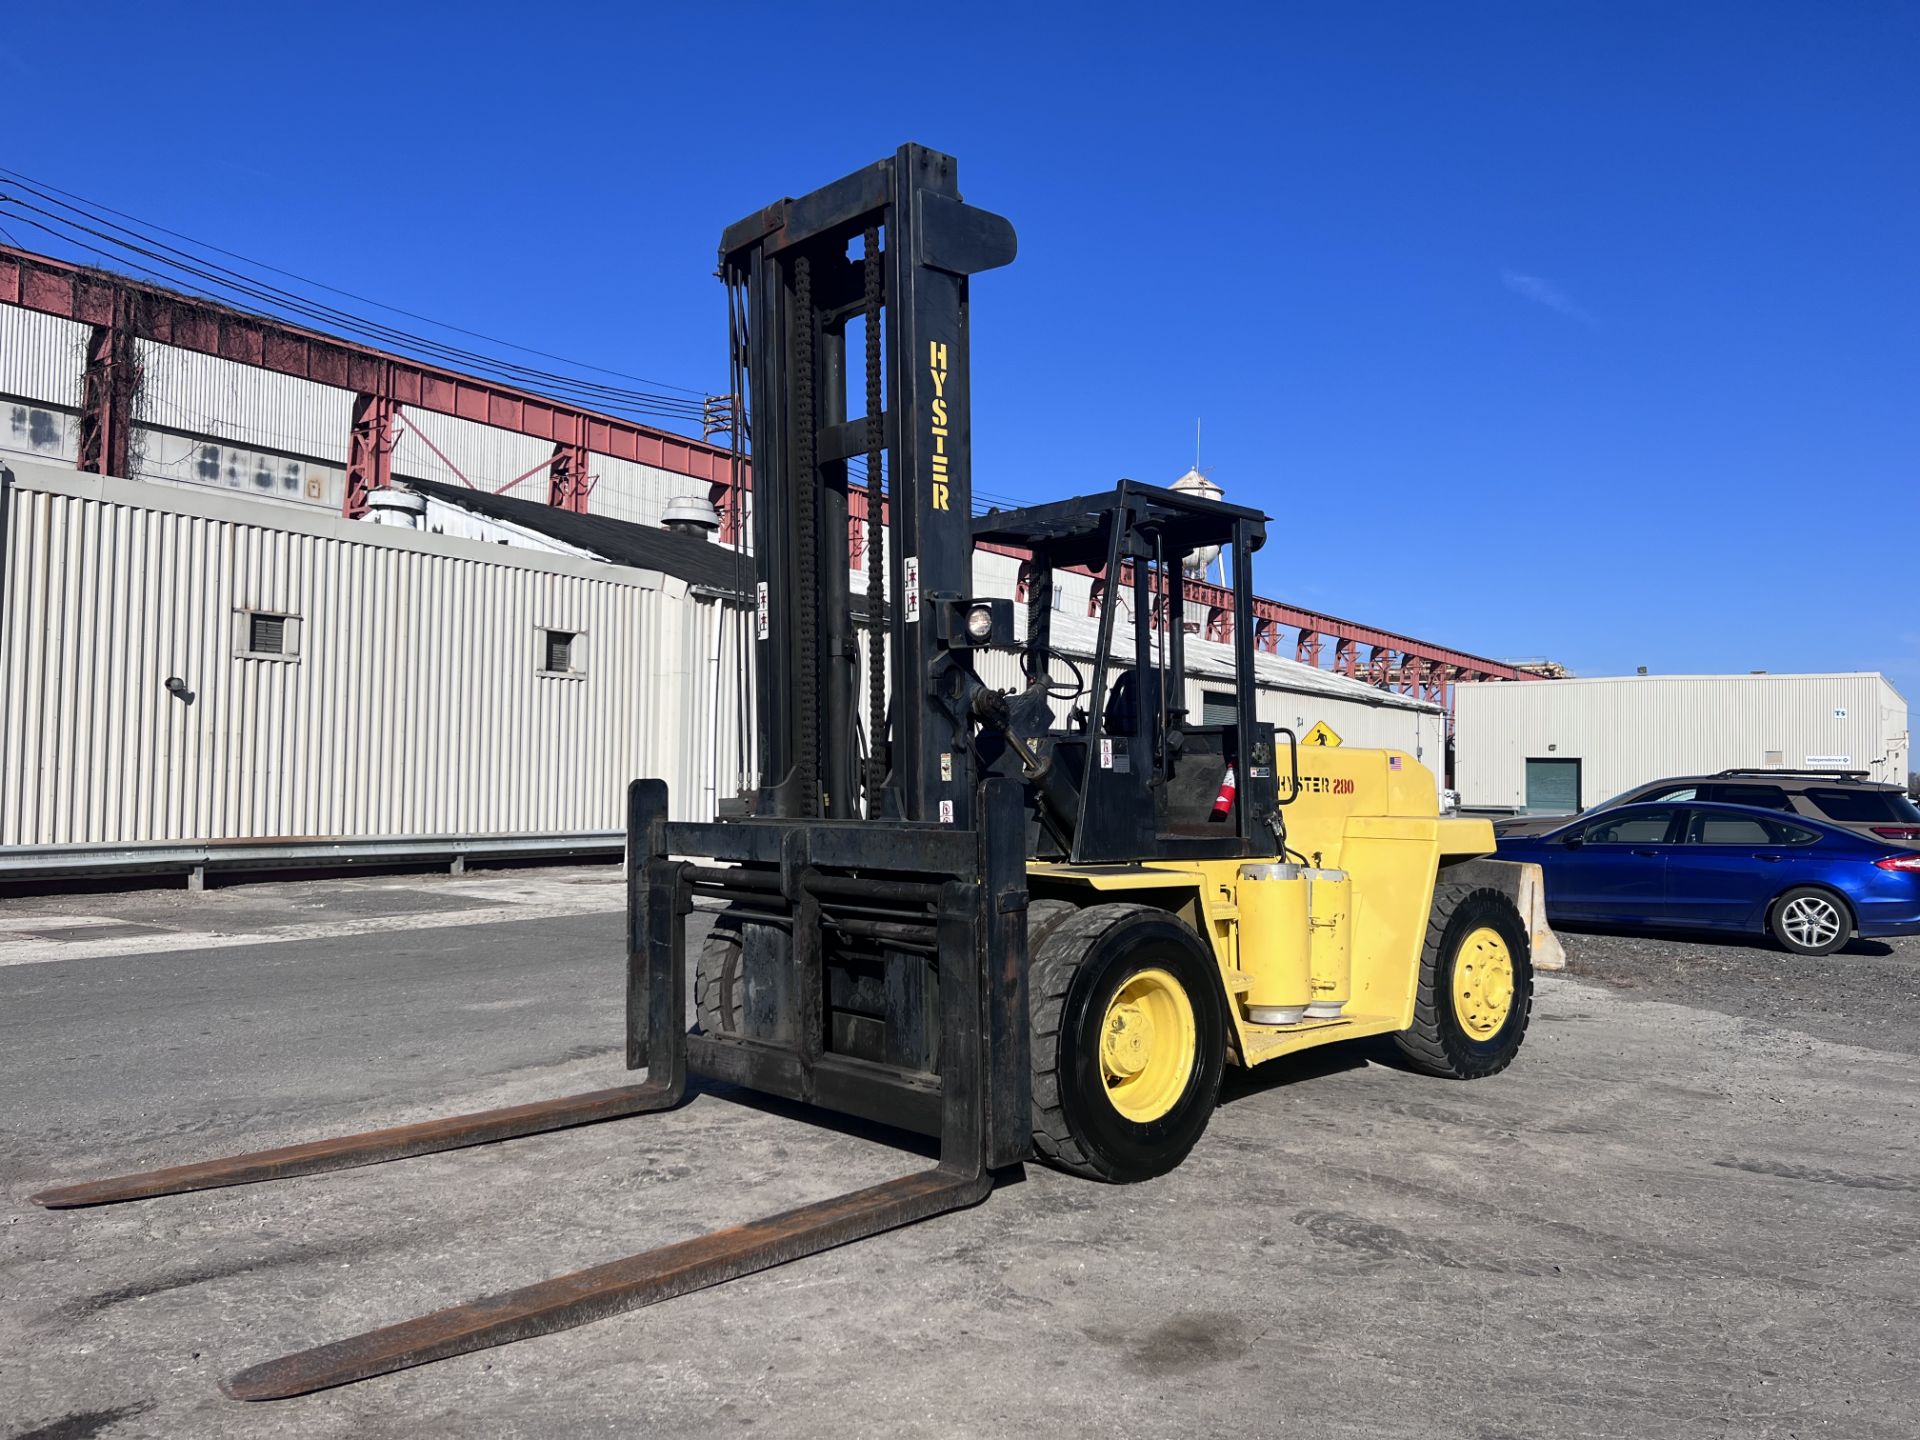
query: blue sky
[{"left": 4, "top": 2, "right": 1916, "bottom": 701}]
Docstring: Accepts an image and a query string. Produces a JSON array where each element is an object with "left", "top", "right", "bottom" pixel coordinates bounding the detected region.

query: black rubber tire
[
  {"left": 694, "top": 916, "right": 744, "bottom": 1036},
  {"left": 1391, "top": 884, "right": 1533, "bottom": 1080},
  {"left": 1024, "top": 898, "right": 1081, "bottom": 956},
  {"left": 1028, "top": 902, "right": 1227, "bottom": 1182},
  {"left": 1767, "top": 885, "right": 1853, "bottom": 957}
]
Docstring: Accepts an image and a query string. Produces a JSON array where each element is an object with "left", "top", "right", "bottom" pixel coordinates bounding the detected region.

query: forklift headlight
[{"left": 937, "top": 596, "right": 1014, "bottom": 648}]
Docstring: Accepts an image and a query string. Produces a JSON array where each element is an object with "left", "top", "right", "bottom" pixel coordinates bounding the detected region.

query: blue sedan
[{"left": 1495, "top": 801, "right": 1920, "bottom": 956}]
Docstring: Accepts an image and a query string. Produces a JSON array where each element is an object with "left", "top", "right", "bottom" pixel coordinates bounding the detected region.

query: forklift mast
[{"left": 720, "top": 143, "right": 1017, "bottom": 828}]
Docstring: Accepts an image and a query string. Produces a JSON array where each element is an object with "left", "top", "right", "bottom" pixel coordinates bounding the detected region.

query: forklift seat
[{"left": 1103, "top": 669, "right": 1163, "bottom": 741}]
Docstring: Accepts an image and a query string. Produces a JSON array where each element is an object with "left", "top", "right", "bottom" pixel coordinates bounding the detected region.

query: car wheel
[{"left": 1768, "top": 886, "right": 1851, "bottom": 957}]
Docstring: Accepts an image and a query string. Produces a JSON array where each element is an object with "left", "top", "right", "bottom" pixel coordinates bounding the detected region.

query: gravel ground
[
  {"left": 4, "top": 874, "right": 1919, "bottom": 1439},
  {"left": 1556, "top": 924, "right": 1920, "bottom": 1056}
]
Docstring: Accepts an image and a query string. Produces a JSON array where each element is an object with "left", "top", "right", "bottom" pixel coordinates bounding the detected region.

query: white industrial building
[
  {"left": 1454, "top": 672, "right": 1911, "bottom": 813},
  {"left": 0, "top": 453, "right": 1443, "bottom": 877}
]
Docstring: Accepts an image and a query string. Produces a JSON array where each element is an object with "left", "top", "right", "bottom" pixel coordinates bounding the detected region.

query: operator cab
[{"left": 972, "top": 481, "right": 1293, "bottom": 865}]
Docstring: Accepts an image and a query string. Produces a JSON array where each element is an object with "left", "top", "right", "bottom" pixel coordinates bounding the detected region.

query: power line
[
  {"left": 0, "top": 164, "right": 710, "bottom": 399},
  {"left": 0, "top": 181, "right": 714, "bottom": 427},
  {"left": 0, "top": 194, "right": 709, "bottom": 422},
  {"left": 0, "top": 195, "right": 708, "bottom": 422}
]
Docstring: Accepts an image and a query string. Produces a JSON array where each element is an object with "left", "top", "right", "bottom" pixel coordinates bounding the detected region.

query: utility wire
[
  {"left": 3, "top": 197, "right": 707, "bottom": 424},
  {"left": 0, "top": 177, "right": 714, "bottom": 426},
  {"left": 0, "top": 165, "right": 711, "bottom": 401}
]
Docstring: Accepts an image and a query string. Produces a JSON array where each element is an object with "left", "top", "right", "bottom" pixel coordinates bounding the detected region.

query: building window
[
  {"left": 235, "top": 609, "right": 301, "bottom": 662},
  {"left": 540, "top": 628, "right": 585, "bottom": 678}
]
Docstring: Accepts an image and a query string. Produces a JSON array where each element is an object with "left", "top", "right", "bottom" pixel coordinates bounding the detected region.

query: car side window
[
  {"left": 1687, "top": 813, "right": 1774, "bottom": 845},
  {"left": 1804, "top": 787, "right": 1920, "bottom": 823},
  {"left": 1698, "top": 784, "right": 1792, "bottom": 810},
  {"left": 1582, "top": 808, "right": 1678, "bottom": 844},
  {"left": 1765, "top": 819, "right": 1822, "bottom": 846},
  {"left": 1644, "top": 787, "right": 1697, "bottom": 803}
]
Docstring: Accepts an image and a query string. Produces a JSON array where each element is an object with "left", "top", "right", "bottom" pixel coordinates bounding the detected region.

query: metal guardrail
[{"left": 0, "top": 832, "right": 624, "bottom": 886}]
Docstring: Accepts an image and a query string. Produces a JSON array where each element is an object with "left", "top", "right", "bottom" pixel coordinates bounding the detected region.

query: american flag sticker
[{"left": 1389, "top": 755, "right": 1402, "bottom": 770}]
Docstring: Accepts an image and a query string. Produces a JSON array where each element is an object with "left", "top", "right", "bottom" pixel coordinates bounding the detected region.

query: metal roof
[{"left": 403, "top": 479, "right": 750, "bottom": 596}]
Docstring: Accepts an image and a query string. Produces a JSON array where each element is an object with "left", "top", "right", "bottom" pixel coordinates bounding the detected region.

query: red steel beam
[
  {"left": 343, "top": 392, "right": 397, "bottom": 517},
  {"left": 0, "top": 245, "right": 736, "bottom": 488},
  {"left": 77, "top": 290, "right": 136, "bottom": 478}
]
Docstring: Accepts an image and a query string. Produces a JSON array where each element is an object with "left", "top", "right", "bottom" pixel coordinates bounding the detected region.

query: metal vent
[
  {"left": 543, "top": 630, "right": 575, "bottom": 673},
  {"left": 250, "top": 613, "right": 286, "bottom": 655}
]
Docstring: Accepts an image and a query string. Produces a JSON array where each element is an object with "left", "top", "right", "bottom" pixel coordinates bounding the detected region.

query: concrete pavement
[{"left": 3, "top": 868, "right": 1916, "bottom": 1439}]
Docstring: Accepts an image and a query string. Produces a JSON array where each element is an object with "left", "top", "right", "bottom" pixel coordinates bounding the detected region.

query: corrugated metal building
[
  {"left": 0, "top": 455, "right": 752, "bottom": 865},
  {"left": 1455, "top": 673, "right": 1911, "bottom": 812}
]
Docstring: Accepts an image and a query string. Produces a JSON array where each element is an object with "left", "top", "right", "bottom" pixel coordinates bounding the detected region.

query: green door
[{"left": 1525, "top": 758, "right": 1581, "bottom": 813}]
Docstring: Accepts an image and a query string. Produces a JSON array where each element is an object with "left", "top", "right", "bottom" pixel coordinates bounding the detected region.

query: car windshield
[{"left": 1806, "top": 788, "right": 1920, "bottom": 823}]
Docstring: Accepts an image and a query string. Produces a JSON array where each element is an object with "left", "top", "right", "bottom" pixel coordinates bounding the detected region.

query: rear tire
[
  {"left": 1028, "top": 903, "right": 1226, "bottom": 1182},
  {"left": 1768, "top": 886, "right": 1852, "bottom": 957},
  {"left": 1392, "top": 884, "right": 1532, "bottom": 1079}
]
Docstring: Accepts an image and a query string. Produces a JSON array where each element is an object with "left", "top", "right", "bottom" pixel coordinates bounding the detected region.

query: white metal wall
[
  {"left": 2, "top": 307, "right": 87, "bottom": 471},
  {"left": 395, "top": 407, "right": 553, "bottom": 494},
  {"left": 588, "top": 451, "right": 712, "bottom": 530},
  {"left": 135, "top": 341, "right": 353, "bottom": 464},
  {"left": 1455, "top": 673, "right": 1912, "bottom": 809},
  {"left": 0, "top": 306, "right": 88, "bottom": 407},
  {"left": 133, "top": 430, "right": 346, "bottom": 511},
  {"left": 0, "top": 456, "right": 752, "bottom": 848}
]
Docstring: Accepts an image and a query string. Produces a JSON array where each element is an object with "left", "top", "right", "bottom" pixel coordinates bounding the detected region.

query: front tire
[
  {"left": 1769, "top": 886, "right": 1851, "bottom": 957},
  {"left": 1392, "top": 884, "right": 1532, "bottom": 1079},
  {"left": 1028, "top": 903, "right": 1226, "bottom": 1182},
  {"left": 693, "top": 916, "right": 745, "bottom": 1036}
]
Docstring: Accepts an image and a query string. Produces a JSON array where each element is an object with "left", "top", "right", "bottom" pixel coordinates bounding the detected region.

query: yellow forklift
[{"left": 34, "top": 145, "right": 1539, "bottom": 1397}]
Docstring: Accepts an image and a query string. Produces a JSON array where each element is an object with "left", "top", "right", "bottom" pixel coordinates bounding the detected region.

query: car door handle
[
  {"left": 1631, "top": 849, "right": 1660, "bottom": 858},
  {"left": 1752, "top": 853, "right": 1783, "bottom": 862}
]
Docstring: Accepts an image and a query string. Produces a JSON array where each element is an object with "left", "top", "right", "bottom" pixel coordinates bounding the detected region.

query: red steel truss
[{"left": 0, "top": 245, "right": 733, "bottom": 519}]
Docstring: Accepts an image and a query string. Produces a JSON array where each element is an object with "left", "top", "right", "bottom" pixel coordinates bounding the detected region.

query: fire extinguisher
[{"left": 1212, "top": 765, "right": 1237, "bottom": 820}]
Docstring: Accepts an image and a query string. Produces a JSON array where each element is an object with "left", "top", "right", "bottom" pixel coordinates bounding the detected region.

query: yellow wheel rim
[
  {"left": 1453, "top": 926, "right": 1515, "bottom": 1041},
  {"left": 1098, "top": 968, "right": 1197, "bottom": 1124}
]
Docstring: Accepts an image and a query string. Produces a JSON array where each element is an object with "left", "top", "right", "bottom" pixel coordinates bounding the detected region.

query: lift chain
[
  {"left": 862, "top": 227, "right": 888, "bottom": 811},
  {"left": 1024, "top": 559, "right": 1050, "bottom": 682},
  {"left": 792, "top": 253, "right": 821, "bottom": 814}
]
